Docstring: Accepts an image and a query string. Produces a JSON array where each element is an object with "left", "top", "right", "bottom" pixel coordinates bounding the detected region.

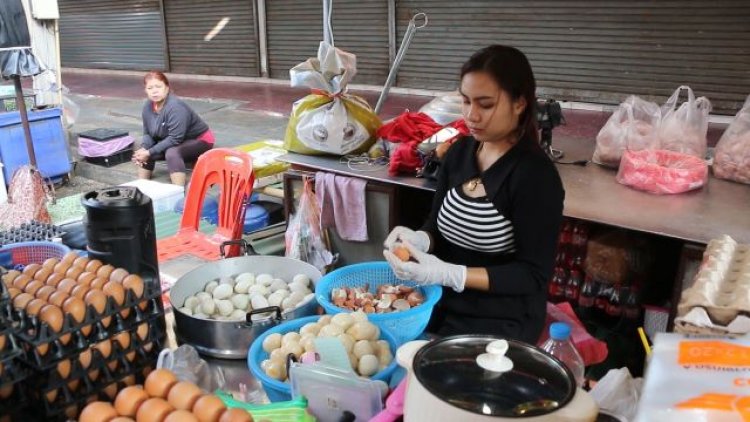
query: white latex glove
[
  {"left": 383, "top": 226, "right": 431, "bottom": 253},
  {"left": 383, "top": 242, "right": 466, "bottom": 293}
]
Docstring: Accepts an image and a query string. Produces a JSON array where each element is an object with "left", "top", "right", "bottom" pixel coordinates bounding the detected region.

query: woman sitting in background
[{"left": 132, "top": 71, "right": 214, "bottom": 186}]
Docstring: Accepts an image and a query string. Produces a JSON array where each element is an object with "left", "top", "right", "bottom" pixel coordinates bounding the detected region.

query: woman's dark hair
[
  {"left": 143, "top": 70, "right": 170, "bottom": 87},
  {"left": 460, "top": 45, "right": 539, "bottom": 145}
]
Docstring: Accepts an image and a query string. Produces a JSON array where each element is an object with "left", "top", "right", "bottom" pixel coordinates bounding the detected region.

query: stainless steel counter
[{"left": 279, "top": 139, "right": 750, "bottom": 245}]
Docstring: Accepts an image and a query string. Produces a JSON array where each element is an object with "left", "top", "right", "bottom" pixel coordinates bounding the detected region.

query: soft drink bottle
[
  {"left": 548, "top": 266, "right": 568, "bottom": 303},
  {"left": 541, "top": 322, "right": 585, "bottom": 386},
  {"left": 606, "top": 284, "right": 623, "bottom": 317},
  {"left": 578, "top": 275, "right": 596, "bottom": 310},
  {"left": 564, "top": 269, "right": 582, "bottom": 302}
]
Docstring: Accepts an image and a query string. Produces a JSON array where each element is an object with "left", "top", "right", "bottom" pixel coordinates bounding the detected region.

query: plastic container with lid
[{"left": 541, "top": 322, "right": 586, "bottom": 387}]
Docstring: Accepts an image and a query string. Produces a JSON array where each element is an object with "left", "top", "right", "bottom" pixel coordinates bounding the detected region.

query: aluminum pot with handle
[
  {"left": 397, "top": 336, "right": 598, "bottom": 422},
  {"left": 169, "top": 242, "right": 322, "bottom": 359}
]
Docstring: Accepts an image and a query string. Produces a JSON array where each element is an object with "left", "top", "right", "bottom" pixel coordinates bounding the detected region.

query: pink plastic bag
[
  {"left": 616, "top": 149, "right": 708, "bottom": 194},
  {"left": 540, "top": 302, "right": 608, "bottom": 366},
  {"left": 658, "top": 85, "right": 711, "bottom": 158},
  {"left": 713, "top": 95, "right": 750, "bottom": 185},
  {"left": 593, "top": 96, "right": 660, "bottom": 168}
]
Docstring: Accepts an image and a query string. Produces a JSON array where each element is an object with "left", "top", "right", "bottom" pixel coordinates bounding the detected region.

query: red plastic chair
[{"left": 157, "top": 148, "right": 254, "bottom": 263}]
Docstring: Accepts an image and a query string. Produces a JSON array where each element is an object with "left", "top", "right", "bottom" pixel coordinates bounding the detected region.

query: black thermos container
[{"left": 82, "top": 187, "right": 159, "bottom": 281}]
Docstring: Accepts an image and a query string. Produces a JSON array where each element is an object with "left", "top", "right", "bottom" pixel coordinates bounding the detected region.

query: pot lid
[{"left": 412, "top": 335, "right": 575, "bottom": 418}]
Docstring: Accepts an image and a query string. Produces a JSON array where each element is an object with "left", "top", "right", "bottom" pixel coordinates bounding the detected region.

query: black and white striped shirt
[{"left": 437, "top": 187, "right": 516, "bottom": 254}]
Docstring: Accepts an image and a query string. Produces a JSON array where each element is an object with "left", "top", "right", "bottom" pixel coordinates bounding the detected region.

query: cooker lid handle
[{"left": 476, "top": 339, "right": 514, "bottom": 373}]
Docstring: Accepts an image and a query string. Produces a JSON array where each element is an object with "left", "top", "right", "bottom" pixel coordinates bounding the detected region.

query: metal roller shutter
[
  {"left": 395, "top": 1, "right": 750, "bottom": 114},
  {"left": 59, "top": 0, "right": 167, "bottom": 70},
  {"left": 163, "top": 0, "right": 259, "bottom": 76},
  {"left": 266, "top": 0, "right": 389, "bottom": 85}
]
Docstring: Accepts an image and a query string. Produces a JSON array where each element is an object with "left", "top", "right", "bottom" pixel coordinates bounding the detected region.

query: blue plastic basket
[
  {"left": 0, "top": 241, "right": 70, "bottom": 269},
  {"left": 315, "top": 262, "right": 442, "bottom": 345},
  {"left": 248, "top": 315, "right": 400, "bottom": 403}
]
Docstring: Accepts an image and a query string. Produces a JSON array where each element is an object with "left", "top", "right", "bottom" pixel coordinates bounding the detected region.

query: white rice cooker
[{"left": 397, "top": 335, "right": 599, "bottom": 422}]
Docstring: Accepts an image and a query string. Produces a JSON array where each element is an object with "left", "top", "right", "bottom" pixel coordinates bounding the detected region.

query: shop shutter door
[
  {"left": 266, "top": 0, "right": 389, "bottom": 85},
  {"left": 395, "top": 0, "right": 750, "bottom": 114},
  {"left": 163, "top": 0, "right": 259, "bottom": 76},
  {"left": 59, "top": 0, "right": 166, "bottom": 70}
]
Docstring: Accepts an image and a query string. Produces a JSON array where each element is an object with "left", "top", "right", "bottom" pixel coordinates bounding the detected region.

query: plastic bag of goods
[
  {"left": 593, "top": 96, "right": 661, "bottom": 168},
  {"left": 635, "top": 333, "right": 750, "bottom": 422},
  {"left": 713, "top": 95, "right": 750, "bottom": 185},
  {"left": 658, "top": 85, "right": 712, "bottom": 158},
  {"left": 284, "top": 42, "right": 381, "bottom": 156},
  {"left": 616, "top": 149, "right": 708, "bottom": 194}
]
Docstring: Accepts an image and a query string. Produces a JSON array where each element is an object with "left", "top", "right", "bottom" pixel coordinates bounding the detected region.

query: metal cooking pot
[
  {"left": 397, "top": 336, "right": 598, "bottom": 421},
  {"left": 169, "top": 254, "right": 322, "bottom": 359}
]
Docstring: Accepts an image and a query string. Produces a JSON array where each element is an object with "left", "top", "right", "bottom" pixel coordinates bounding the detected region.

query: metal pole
[{"left": 13, "top": 75, "right": 36, "bottom": 167}]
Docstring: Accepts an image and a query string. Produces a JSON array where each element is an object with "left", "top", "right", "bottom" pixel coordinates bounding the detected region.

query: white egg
[
  {"left": 282, "top": 332, "right": 301, "bottom": 347},
  {"left": 248, "top": 284, "right": 269, "bottom": 297},
  {"left": 183, "top": 296, "right": 200, "bottom": 310},
  {"left": 289, "top": 291, "right": 306, "bottom": 303},
  {"left": 374, "top": 340, "right": 390, "bottom": 354},
  {"left": 216, "top": 299, "right": 234, "bottom": 316},
  {"left": 281, "top": 297, "right": 299, "bottom": 311},
  {"left": 269, "top": 347, "right": 286, "bottom": 364},
  {"left": 219, "top": 276, "right": 235, "bottom": 286},
  {"left": 300, "top": 336, "right": 316, "bottom": 353},
  {"left": 318, "top": 324, "right": 344, "bottom": 338},
  {"left": 350, "top": 310, "right": 368, "bottom": 323},
  {"left": 251, "top": 295, "right": 270, "bottom": 310},
  {"left": 337, "top": 333, "right": 355, "bottom": 353},
  {"left": 196, "top": 292, "right": 212, "bottom": 303},
  {"left": 347, "top": 322, "right": 378, "bottom": 341},
  {"left": 299, "top": 323, "right": 321, "bottom": 337},
  {"left": 318, "top": 315, "right": 333, "bottom": 325},
  {"left": 269, "top": 279, "right": 289, "bottom": 293},
  {"left": 200, "top": 299, "right": 216, "bottom": 316},
  {"left": 288, "top": 281, "right": 308, "bottom": 294},
  {"left": 358, "top": 354, "right": 379, "bottom": 377},
  {"left": 263, "top": 333, "right": 282, "bottom": 353},
  {"left": 264, "top": 361, "right": 286, "bottom": 381},
  {"left": 229, "top": 309, "right": 246, "bottom": 320},
  {"left": 234, "top": 279, "right": 252, "bottom": 294},
  {"left": 275, "top": 289, "right": 290, "bottom": 299},
  {"left": 331, "top": 313, "right": 355, "bottom": 331},
  {"left": 256, "top": 274, "right": 274, "bottom": 286},
  {"left": 178, "top": 307, "right": 193, "bottom": 316},
  {"left": 193, "top": 312, "right": 209, "bottom": 319},
  {"left": 378, "top": 347, "right": 393, "bottom": 367},
  {"left": 353, "top": 340, "right": 375, "bottom": 359},
  {"left": 268, "top": 292, "right": 285, "bottom": 307},
  {"left": 235, "top": 272, "right": 255, "bottom": 285},
  {"left": 282, "top": 343, "right": 304, "bottom": 359},
  {"left": 212, "top": 284, "right": 234, "bottom": 300},
  {"left": 204, "top": 281, "right": 219, "bottom": 294},
  {"left": 260, "top": 359, "right": 274, "bottom": 372},
  {"left": 293, "top": 274, "right": 311, "bottom": 287},
  {"left": 230, "top": 294, "right": 250, "bottom": 310}
]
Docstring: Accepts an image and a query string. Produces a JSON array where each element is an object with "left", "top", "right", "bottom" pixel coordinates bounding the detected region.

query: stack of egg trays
[
  {"left": 11, "top": 279, "right": 165, "bottom": 369},
  {"left": 0, "top": 278, "right": 30, "bottom": 419},
  {"left": 28, "top": 315, "right": 166, "bottom": 421}
]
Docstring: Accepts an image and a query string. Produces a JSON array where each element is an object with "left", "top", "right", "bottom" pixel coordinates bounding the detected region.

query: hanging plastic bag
[
  {"left": 713, "top": 95, "right": 750, "bottom": 184},
  {"left": 283, "top": 42, "right": 381, "bottom": 156},
  {"left": 593, "top": 96, "right": 661, "bottom": 168},
  {"left": 658, "top": 85, "right": 711, "bottom": 158},
  {"left": 285, "top": 178, "right": 334, "bottom": 273}
]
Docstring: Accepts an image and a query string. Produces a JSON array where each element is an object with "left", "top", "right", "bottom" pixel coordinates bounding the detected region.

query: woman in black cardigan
[{"left": 384, "top": 45, "right": 565, "bottom": 344}]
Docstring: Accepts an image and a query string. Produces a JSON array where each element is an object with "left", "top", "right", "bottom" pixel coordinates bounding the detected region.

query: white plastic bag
[
  {"left": 157, "top": 345, "right": 214, "bottom": 390},
  {"left": 713, "top": 95, "right": 750, "bottom": 184},
  {"left": 591, "top": 367, "right": 643, "bottom": 421},
  {"left": 659, "top": 86, "right": 711, "bottom": 158},
  {"left": 61, "top": 85, "right": 80, "bottom": 129},
  {"left": 593, "top": 96, "right": 661, "bottom": 168}
]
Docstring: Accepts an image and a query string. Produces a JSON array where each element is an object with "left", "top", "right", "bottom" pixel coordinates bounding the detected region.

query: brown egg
[
  {"left": 79, "top": 348, "right": 93, "bottom": 369},
  {"left": 144, "top": 369, "right": 178, "bottom": 399},
  {"left": 65, "top": 265, "right": 84, "bottom": 281},
  {"left": 125, "top": 350, "right": 137, "bottom": 362},
  {"left": 45, "top": 272, "right": 65, "bottom": 287},
  {"left": 115, "top": 386, "right": 149, "bottom": 417},
  {"left": 110, "top": 268, "right": 130, "bottom": 284},
  {"left": 12, "top": 274, "right": 32, "bottom": 290},
  {"left": 123, "top": 274, "right": 145, "bottom": 298},
  {"left": 72, "top": 256, "right": 90, "bottom": 269},
  {"left": 84, "top": 289, "right": 111, "bottom": 327},
  {"left": 57, "top": 359, "right": 72, "bottom": 379},
  {"left": 123, "top": 375, "right": 137, "bottom": 386},
  {"left": 112, "top": 418, "right": 136, "bottom": 422},
  {"left": 103, "top": 281, "right": 126, "bottom": 306},
  {"left": 2, "top": 269, "right": 21, "bottom": 285},
  {"left": 84, "top": 259, "right": 103, "bottom": 273},
  {"left": 35, "top": 285, "right": 56, "bottom": 301},
  {"left": 67, "top": 379, "right": 80, "bottom": 392},
  {"left": 219, "top": 409, "right": 253, "bottom": 422},
  {"left": 113, "top": 331, "right": 131, "bottom": 350},
  {"left": 26, "top": 298, "right": 47, "bottom": 316},
  {"left": 143, "top": 342, "right": 154, "bottom": 353},
  {"left": 63, "top": 296, "right": 86, "bottom": 324},
  {"left": 165, "top": 410, "right": 200, "bottom": 422},
  {"left": 0, "top": 334, "right": 5, "bottom": 351},
  {"left": 192, "top": 395, "right": 227, "bottom": 422},
  {"left": 0, "top": 385, "right": 12, "bottom": 399},
  {"left": 6, "top": 287, "right": 21, "bottom": 300},
  {"left": 94, "top": 339, "right": 112, "bottom": 359},
  {"left": 71, "top": 284, "right": 90, "bottom": 300},
  {"left": 33, "top": 266, "right": 53, "bottom": 283},
  {"left": 12, "top": 292, "right": 34, "bottom": 310},
  {"left": 23, "top": 279, "right": 45, "bottom": 296},
  {"left": 136, "top": 322, "right": 150, "bottom": 341},
  {"left": 45, "top": 388, "right": 58, "bottom": 403},
  {"left": 103, "top": 382, "right": 119, "bottom": 400},
  {"left": 48, "top": 290, "right": 70, "bottom": 308},
  {"left": 88, "top": 368, "right": 100, "bottom": 382},
  {"left": 39, "top": 304, "right": 64, "bottom": 332},
  {"left": 42, "top": 257, "right": 59, "bottom": 269},
  {"left": 97, "top": 264, "right": 115, "bottom": 280},
  {"left": 53, "top": 260, "right": 72, "bottom": 276},
  {"left": 137, "top": 398, "right": 174, "bottom": 422},
  {"left": 61, "top": 251, "right": 79, "bottom": 264},
  {"left": 167, "top": 382, "right": 203, "bottom": 411},
  {"left": 64, "top": 404, "right": 79, "bottom": 420},
  {"left": 90, "top": 277, "right": 108, "bottom": 291},
  {"left": 22, "top": 263, "right": 42, "bottom": 278},
  {"left": 79, "top": 401, "right": 118, "bottom": 422},
  {"left": 56, "top": 278, "right": 78, "bottom": 295},
  {"left": 107, "top": 359, "right": 119, "bottom": 372},
  {"left": 77, "top": 271, "right": 98, "bottom": 286}
]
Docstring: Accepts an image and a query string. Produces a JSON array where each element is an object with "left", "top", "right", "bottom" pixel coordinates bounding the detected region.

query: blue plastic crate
[{"left": 0, "top": 108, "right": 71, "bottom": 183}]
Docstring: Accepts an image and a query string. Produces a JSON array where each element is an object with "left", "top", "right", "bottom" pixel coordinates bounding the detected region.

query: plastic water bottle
[{"left": 541, "top": 322, "right": 585, "bottom": 387}]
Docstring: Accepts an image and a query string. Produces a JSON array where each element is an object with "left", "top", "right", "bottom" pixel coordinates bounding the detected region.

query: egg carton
[
  {"left": 678, "top": 235, "right": 750, "bottom": 326},
  {"left": 11, "top": 283, "right": 165, "bottom": 370}
]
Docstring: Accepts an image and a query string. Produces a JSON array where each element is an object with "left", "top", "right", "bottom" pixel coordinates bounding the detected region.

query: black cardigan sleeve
[
  {"left": 486, "top": 157, "right": 564, "bottom": 295},
  {"left": 420, "top": 140, "right": 460, "bottom": 253}
]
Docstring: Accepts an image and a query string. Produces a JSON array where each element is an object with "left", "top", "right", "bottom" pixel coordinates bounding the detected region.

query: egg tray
[
  {"left": 27, "top": 333, "right": 164, "bottom": 422},
  {"left": 0, "top": 328, "right": 28, "bottom": 388},
  {"left": 0, "top": 380, "right": 30, "bottom": 420},
  {"left": 11, "top": 284, "right": 165, "bottom": 370},
  {"left": 677, "top": 237, "right": 750, "bottom": 326}
]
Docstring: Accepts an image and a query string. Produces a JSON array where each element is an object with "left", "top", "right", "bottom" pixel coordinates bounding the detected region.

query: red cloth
[{"left": 539, "top": 302, "right": 609, "bottom": 366}]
